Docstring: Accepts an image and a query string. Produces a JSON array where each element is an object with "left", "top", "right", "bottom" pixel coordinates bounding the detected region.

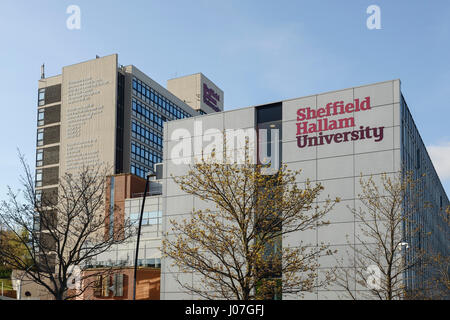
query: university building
[
  {"left": 34, "top": 54, "right": 448, "bottom": 300},
  {"left": 32, "top": 54, "right": 223, "bottom": 299},
  {"left": 36, "top": 53, "right": 222, "bottom": 190},
  {"left": 160, "top": 79, "right": 449, "bottom": 299}
]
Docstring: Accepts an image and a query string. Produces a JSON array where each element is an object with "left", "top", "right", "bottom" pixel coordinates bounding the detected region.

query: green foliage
[{"left": 0, "top": 267, "right": 12, "bottom": 279}]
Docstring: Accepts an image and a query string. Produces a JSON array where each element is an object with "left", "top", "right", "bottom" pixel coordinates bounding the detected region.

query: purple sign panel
[{"left": 203, "top": 83, "right": 221, "bottom": 112}]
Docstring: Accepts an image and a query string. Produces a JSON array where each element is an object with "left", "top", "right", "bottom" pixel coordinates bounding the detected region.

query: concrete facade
[
  {"left": 36, "top": 54, "right": 222, "bottom": 188},
  {"left": 33, "top": 54, "right": 223, "bottom": 299},
  {"left": 160, "top": 79, "right": 449, "bottom": 299},
  {"left": 167, "top": 73, "right": 224, "bottom": 114}
]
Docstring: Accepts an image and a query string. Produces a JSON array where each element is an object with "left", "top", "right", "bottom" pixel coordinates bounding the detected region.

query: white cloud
[{"left": 427, "top": 142, "right": 450, "bottom": 180}]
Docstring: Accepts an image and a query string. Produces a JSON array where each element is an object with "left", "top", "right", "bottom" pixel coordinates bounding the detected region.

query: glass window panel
[
  {"left": 38, "top": 88, "right": 45, "bottom": 106},
  {"left": 36, "top": 149, "right": 43, "bottom": 161},
  {"left": 36, "top": 170, "right": 42, "bottom": 187},
  {"left": 37, "top": 129, "right": 44, "bottom": 142}
]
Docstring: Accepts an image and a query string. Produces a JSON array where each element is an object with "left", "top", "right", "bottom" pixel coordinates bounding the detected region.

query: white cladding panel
[{"left": 161, "top": 80, "right": 402, "bottom": 299}]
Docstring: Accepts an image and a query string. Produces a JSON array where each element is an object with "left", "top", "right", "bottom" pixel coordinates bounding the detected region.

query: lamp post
[
  {"left": 399, "top": 241, "right": 410, "bottom": 299},
  {"left": 132, "top": 172, "right": 154, "bottom": 300}
]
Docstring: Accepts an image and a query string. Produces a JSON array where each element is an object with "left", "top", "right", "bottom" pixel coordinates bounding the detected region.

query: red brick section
[
  {"left": 104, "top": 174, "right": 147, "bottom": 240},
  {"left": 2, "top": 290, "right": 17, "bottom": 299},
  {"left": 80, "top": 267, "right": 160, "bottom": 300}
]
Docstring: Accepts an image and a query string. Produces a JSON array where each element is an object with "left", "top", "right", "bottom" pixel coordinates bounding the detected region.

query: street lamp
[
  {"left": 132, "top": 172, "right": 155, "bottom": 300},
  {"left": 399, "top": 242, "right": 409, "bottom": 250},
  {"left": 398, "top": 241, "right": 410, "bottom": 298}
]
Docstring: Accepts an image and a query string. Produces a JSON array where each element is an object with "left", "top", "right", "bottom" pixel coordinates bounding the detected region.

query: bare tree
[
  {"left": 0, "top": 153, "right": 133, "bottom": 300},
  {"left": 163, "top": 150, "right": 338, "bottom": 300},
  {"left": 333, "top": 172, "right": 425, "bottom": 300}
]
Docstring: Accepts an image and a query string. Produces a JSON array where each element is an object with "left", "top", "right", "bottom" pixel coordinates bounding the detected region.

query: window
[
  {"left": 37, "top": 129, "right": 44, "bottom": 146},
  {"left": 38, "top": 88, "right": 45, "bottom": 106},
  {"left": 38, "top": 109, "right": 45, "bottom": 126},
  {"left": 131, "top": 77, "right": 192, "bottom": 133},
  {"left": 137, "top": 258, "right": 161, "bottom": 268},
  {"left": 93, "top": 275, "right": 102, "bottom": 297},
  {"left": 36, "top": 169, "right": 43, "bottom": 187},
  {"left": 129, "top": 211, "right": 162, "bottom": 226},
  {"left": 132, "top": 99, "right": 164, "bottom": 132},
  {"left": 36, "top": 149, "right": 43, "bottom": 167},
  {"left": 113, "top": 273, "right": 124, "bottom": 297},
  {"left": 130, "top": 161, "right": 151, "bottom": 178},
  {"left": 131, "top": 120, "right": 163, "bottom": 151},
  {"left": 101, "top": 275, "right": 110, "bottom": 297},
  {"left": 416, "top": 148, "right": 421, "bottom": 169},
  {"left": 35, "top": 190, "right": 42, "bottom": 205}
]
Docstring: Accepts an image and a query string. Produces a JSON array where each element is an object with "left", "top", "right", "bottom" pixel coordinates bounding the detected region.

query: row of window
[
  {"left": 35, "top": 190, "right": 42, "bottom": 203},
  {"left": 401, "top": 96, "right": 449, "bottom": 289},
  {"left": 36, "top": 169, "right": 43, "bottom": 187},
  {"left": 38, "top": 88, "right": 45, "bottom": 106},
  {"left": 36, "top": 149, "right": 44, "bottom": 167},
  {"left": 90, "top": 258, "right": 161, "bottom": 269},
  {"left": 132, "top": 120, "right": 163, "bottom": 152},
  {"left": 132, "top": 99, "right": 166, "bottom": 132},
  {"left": 131, "top": 142, "right": 162, "bottom": 168},
  {"left": 129, "top": 211, "right": 162, "bottom": 226},
  {"left": 38, "top": 109, "right": 45, "bottom": 126},
  {"left": 137, "top": 258, "right": 161, "bottom": 268},
  {"left": 130, "top": 161, "right": 151, "bottom": 178},
  {"left": 132, "top": 77, "right": 191, "bottom": 120},
  {"left": 37, "top": 128, "right": 44, "bottom": 146}
]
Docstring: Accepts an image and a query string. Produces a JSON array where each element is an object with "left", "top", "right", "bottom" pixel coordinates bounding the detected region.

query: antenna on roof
[{"left": 41, "top": 63, "right": 45, "bottom": 79}]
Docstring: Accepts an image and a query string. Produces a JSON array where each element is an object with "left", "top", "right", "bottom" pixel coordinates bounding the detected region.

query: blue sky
[{"left": 0, "top": 0, "right": 449, "bottom": 197}]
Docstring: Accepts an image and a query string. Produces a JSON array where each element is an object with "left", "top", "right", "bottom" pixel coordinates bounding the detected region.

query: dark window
[
  {"left": 38, "top": 89, "right": 45, "bottom": 106},
  {"left": 42, "top": 167, "right": 59, "bottom": 186},
  {"left": 40, "top": 146, "right": 59, "bottom": 166},
  {"left": 256, "top": 102, "right": 283, "bottom": 167},
  {"left": 44, "top": 105, "right": 61, "bottom": 124},
  {"left": 115, "top": 72, "right": 125, "bottom": 174},
  {"left": 42, "top": 126, "right": 60, "bottom": 145},
  {"left": 37, "top": 129, "right": 44, "bottom": 146},
  {"left": 38, "top": 109, "right": 45, "bottom": 126},
  {"left": 36, "top": 169, "right": 43, "bottom": 187},
  {"left": 44, "top": 84, "right": 61, "bottom": 104},
  {"left": 257, "top": 102, "right": 282, "bottom": 123},
  {"left": 36, "top": 149, "right": 43, "bottom": 167}
]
